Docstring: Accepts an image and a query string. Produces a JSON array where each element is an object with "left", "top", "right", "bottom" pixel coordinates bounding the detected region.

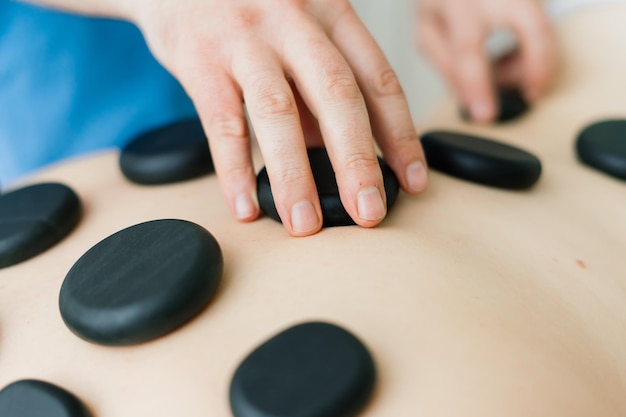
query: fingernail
[
  {"left": 235, "top": 192, "right": 257, "bottom": 220},
  {"left": 471, "top": 100, "right": 493, "bottom": 121},
  {"left": 357, "top": 187, "right": 386, "bottom": 221},
  {"left": 291, "top": 200, "right": 319, "bottom": 234},
  {"left": 406, "top": 161, "right": 428, "bottom": 193}
]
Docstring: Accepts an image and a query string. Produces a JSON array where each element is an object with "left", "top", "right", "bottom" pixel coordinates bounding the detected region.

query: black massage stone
[
  {"left": 119, "top": 118, "right": 214, "bottom": 185},
  {"left": 421, "top": 130, "right": 542, "bottom": 189},
  {"left": 257, "top": 148, "right": 400, "bottom": 227},
  {"left": 230, "top": 322, "right": 376, "bottom": 417},
  {"left": 576, "top": 119, "right": 626, "bottom": 180},
  {"left": 0, "top": 183, "right": 81, "bottom": 269},
  {"left": 0, "top": 380, "right": 92, "bottom": 417},
  {"left": 59, "top": 219, "right": 223, "bottom": 346},
  {"left": 462, "top": 88, "right": 529, "bottom": 123}
]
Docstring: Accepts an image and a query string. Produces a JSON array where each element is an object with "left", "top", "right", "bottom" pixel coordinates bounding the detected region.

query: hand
[
  {"left": 124, "top": 0, "right": 428, "bottom": 236},
  {"left": 416, "top": 0, "right": 557, "bottom": 122}
]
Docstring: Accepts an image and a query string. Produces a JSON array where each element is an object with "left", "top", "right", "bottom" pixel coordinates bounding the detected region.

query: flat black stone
[
  {"left": 421, "top": 130, "right": 542, "bottom": 189},
  {"left": 119, "top": 118, "right": 214, "bottom": 185},
  {"left": 576, "top": 119, "right": 626, "bottom": 180},
  {"left": 461, "top": 88, "right": 529, "bottom": 123},
  {"left": 0, "top": 379, "right": 92, "bottom": 417},
  {"left": 230, "top": 322, "right": 376, "bottom": 417},
  {"left": 59, "top": 219, "right": 223, "bottom": 346},
  {"left": 0, "top": 183, "right": 81, "bottom": 269},
  {"left": 257, "top": 148, "right": 400, "bottom": 227}
]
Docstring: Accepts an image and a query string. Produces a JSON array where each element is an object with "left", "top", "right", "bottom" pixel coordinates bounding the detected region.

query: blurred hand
[
  {"left": 124, "top": 0, "right": 428, "bottom": 236},
  {"left": 416, "top": 0, "right": 557, "bottom": 122}
]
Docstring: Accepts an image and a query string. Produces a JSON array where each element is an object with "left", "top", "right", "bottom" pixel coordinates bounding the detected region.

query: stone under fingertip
[{"left": 256, "top": 148, "right": 400, "bottom": 228}]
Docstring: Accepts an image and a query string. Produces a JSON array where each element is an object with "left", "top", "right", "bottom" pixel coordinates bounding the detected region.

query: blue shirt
[{"left": 0, "top": 1, "right": 196, "bottom": 184}]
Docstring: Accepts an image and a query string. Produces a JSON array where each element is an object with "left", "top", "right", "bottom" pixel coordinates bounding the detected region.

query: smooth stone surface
[
  {"left": 0, "top": 183, "right": 81, "bottom": 269},
  {"left": 119, "top": 118, "right": 214, "bottom": 185},
  {"left": 59, "top": 219, "right": 223, "bottom": 346},
  {"left": 230, "top": 322, "right": 376, "bottom": 417},
  {"left": 576, "top": 119, "right": 626, "bottom": 180},
  {"left": 257, "top": 148, "right": 400, "bottom": 227},
  {"left": 421, "top": 130, "right": 542, "bottom": 189},
  {"left": 462, "top": 88, "right": 529, "bottom": 123},
  {"left": 0, "top": 379, "right": 92, "bottom": 417}
]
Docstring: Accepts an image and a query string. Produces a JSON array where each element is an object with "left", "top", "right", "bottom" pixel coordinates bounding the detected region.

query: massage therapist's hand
[
  {"left": 114, "top": 0, "right": 428, "bottom": 236},
  {"left": 417, "top": 0, "right": 557, "bottom": 122}
]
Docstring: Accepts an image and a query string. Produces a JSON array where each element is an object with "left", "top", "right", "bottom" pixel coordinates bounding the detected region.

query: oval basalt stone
[
  {"left": 59, "top": 219, "right": 223, "bottom": 346},
  {"left": 230, "top": 322, "right": 376, "bottom": 417},
  {"left": 421, "top": 130, "right": 542, "bottom": 189}
]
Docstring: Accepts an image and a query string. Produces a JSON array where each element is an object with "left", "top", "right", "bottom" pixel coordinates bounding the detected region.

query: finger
[
  {"left": 282, "top": 18, "right": 387, "bottom": 228},
  {"left": 323, "top": 4, "right": 428, "bottom": 194},
  {"left": 184, "top": 67, "right": 260, "bottom": 223},
  {"left": 417, "top": 16, "right": 456, "bottom": 91},
  {"left": 506, "top": 2, "right": 557, "bottom": 101},
  {"left": 231, "top": 41, "right": 322, "bottom": 236},
  {"left": 494, "top": 52, "right": 523, "bottom": 87},
  {"left": 444, "top": 1, "right": 496, "bottom": 122}
]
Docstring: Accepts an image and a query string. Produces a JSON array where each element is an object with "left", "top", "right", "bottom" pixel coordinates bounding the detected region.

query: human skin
[
  {"left": 1, "top": 5, "right": 626, "bottom": 416},
  {"left": 417, "top": 0, "right": 557, "bottom": 123},
  {"left": 20, "top": 0, "right": 429, "bottom": 236}
]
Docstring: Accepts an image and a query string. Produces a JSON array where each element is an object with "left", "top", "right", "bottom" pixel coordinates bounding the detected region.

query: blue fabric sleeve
[{"left": 0, "top": 1, "right": 197, "bottom": 184}]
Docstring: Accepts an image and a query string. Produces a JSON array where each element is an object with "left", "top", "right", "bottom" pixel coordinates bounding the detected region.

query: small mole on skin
[
  {"left": 576, "top": 259, "right": 587, "bottom": 269},
  {"left": 552, "top": 257, "right": 559, "bottom": 263}
]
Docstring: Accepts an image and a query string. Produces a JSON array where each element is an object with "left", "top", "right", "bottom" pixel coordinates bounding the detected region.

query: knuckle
[
  {"left": 300, "top": 38, "right": 362, "bottom": 103},
  {"left": 344, "top": 151, "right": 380, "bottom": 172},
  {"left": 303, "top": 36, "right": 329, "bottom": 60},
  {"left": 371, "top": 67, "right": 404, "bottom": 97},
  {"left": 254, "top": 88, "right": 296, "bottom": 119},
  {"left": 321, "top": 69, "right": 362, "bottom": 102},
  {"left": 223, "top": 163, "right": 253, "bottom": 181},
  {"left": 230, "top": 6, "right": 261, "bottom": 31},
  {"left": 208, "top": 113, "right": 248, "bottom": 142},
  {"left": 276, "top": 166, "right": 310, "bottom": 185},
  {"left": 392, "top": 131, "right": 420, "bottom": 148},
  {"left": 383, "top": 132, "right": 422, "bottom": 167}
]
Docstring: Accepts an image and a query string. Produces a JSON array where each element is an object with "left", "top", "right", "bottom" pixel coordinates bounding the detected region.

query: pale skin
[
  {"left": 23, "top": 0, "right": 554, "bottom": 235},
  {"left": 5, "top": 8, "right": 626, "bottom": 415}
]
